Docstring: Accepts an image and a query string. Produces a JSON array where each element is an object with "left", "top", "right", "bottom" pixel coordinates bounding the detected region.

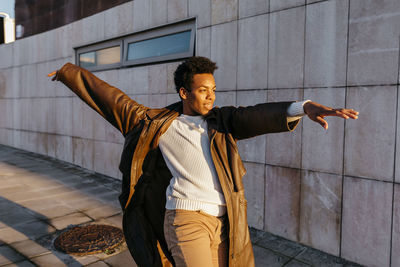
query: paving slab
[
  {"left": 49, "top": 212, "right": 93, "bottom": 230},
  {"left": 0, "top": 245, "right": 26, "bottom": 266},
  {"left": 253, "top": 245, "right": 291, "bottom": 267},
  {"left": 2, "top": 260, "right": 36, "bottom": 267},
  {"left": 9, "top": 239, "right": 50, "bottom": 259}
]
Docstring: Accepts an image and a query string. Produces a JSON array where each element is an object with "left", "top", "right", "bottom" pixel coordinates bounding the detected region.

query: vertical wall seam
[
  {"left": 340, "top": 0, "right": 351, "bottom": 258},
  {"left": 263, "top": 0, "right": 271, "bottom": 232},
  {"left": 389, "top": 35, "right": 400, "bottom": 267},
  {"left": 297, "top": 3, "right": 307, "bottom": 243}
]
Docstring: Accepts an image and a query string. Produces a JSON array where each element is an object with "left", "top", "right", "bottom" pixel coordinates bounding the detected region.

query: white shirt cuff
[{"left": 286, "top": 100, "right": 311, "bottom": 122}]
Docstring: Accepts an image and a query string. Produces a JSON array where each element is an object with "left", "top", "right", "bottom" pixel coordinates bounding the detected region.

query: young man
[{"left": 49, "top": 57, "right": 358, "bottom": 267}]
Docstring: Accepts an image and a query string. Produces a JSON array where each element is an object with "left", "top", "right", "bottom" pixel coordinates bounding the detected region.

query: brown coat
[{"left": 57, "top": 63, "right": 299, "bottom": 267}]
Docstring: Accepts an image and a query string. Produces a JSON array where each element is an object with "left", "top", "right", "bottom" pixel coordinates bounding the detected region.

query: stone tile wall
[{"left": 0, "top": 0, "right": 400, "bottom": 266}]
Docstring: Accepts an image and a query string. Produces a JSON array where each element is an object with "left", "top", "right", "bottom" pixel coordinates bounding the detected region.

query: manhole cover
[{"left": 54, "top": 224, "right": 124, "bottom": 255}]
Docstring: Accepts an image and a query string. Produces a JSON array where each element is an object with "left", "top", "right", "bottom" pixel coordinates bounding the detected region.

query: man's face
[{"left": 180, "top": 73, "right": 216, "bottom": 116}]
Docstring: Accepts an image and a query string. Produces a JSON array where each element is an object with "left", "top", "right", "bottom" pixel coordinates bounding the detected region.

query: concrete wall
[{"left": 0, "top": 0, "right": 399, "bottom": 266}]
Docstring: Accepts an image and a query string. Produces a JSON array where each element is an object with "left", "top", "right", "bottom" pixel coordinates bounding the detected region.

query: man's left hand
[{"left": 303, "top": 101, "right": 359, "bottom": 130}]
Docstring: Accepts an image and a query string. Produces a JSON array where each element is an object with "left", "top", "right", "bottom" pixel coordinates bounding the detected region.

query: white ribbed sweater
[
  {"left": 159, "top": 114, "right": 227, "bottom": 216},
  {"left": 158, "top": 101, "right": 309, "bottom": 217}
]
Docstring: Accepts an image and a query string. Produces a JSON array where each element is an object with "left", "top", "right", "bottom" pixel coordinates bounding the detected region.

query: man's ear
[{"left": 179, "top": 87, "right": 189, "bottom": 100}]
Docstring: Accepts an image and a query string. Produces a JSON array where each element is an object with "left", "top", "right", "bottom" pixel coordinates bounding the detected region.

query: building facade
[{"left": 1, "top": 0, "right": 400, "bottom": 266}]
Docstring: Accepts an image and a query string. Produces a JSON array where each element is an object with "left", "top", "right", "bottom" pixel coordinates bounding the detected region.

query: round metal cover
[{"left": 54, "top": 224, "right": 124, "bottom": 255}]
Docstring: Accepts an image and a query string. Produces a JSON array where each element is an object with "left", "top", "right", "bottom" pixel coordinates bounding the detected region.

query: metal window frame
[
  {"left": 74, "top": 18, "right": 196, "bottom": 72},
  {"left": 75, "top": 39, "right": 123, "bottom": 71},
  {"left": 122, "top": 19, "right": 196, "bottom": 67}
]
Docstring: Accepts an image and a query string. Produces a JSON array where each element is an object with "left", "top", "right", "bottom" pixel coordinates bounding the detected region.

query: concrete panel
[
  {"left": 268, "top": 7, "right": 305, "bottom": 89},
  {"left": 211, "top": 0, "right": 238, "bottom": 25},
  {"left": 211, "top": 21, "right": 238, "bottom": 91},
  {"left": 236, "top": 90, "right": 267, "bottom": 163},
  {"left": 341, "top": 177, "right": 392, "bottom": 267},
  {"left": 299, "top": 170, "right": 342, "bottom": 256},
  {"left": 32, "top": 99, "right": 44, "bottom": 132},
  {"left": 344, "top": 86, "right": 396, "bottom": 181},
  {"left": 35, "top": 132, "right": 48, "bottom": 156},
  {"left": 238, "top": 14, "right": 268, "bottom": 90},
  {"left": 44, "top": 98, "right": 56, "bottom": 134},
  {"left": 189, "top": 0, "right": 211, "bottom": 28},
  {"left": 149, "top": 94, "right": 167, "bottom": 108},
  {"left": 72, "top": 97, "right": 95, "bottom": 140},
  {"left": 58, "top": 24, "right": 73, "bottom": 58},
  {"left": 265, "top": 165, "right": 301, "bottom": 241},
  {"left": 19, "top": 98, "right": 29, "bottom": 131},
  {"left": 131, "top": 66, "right": 149, "bottom": 95},
  {"left": 168, "top": 0, "right": 188, "bottom": 22},
  {"left": 93, "top": 141, "right": 123, "bottom": 178},
  {"left": 13, "top": 37, "right": 29, "bottom": 66},
  {"left": 118, "top": 68, "right": 134, "bottom": 95},
  {"left": 72, "top": 12, "right": 105, "bottom": 48},
  {"left": 5, "top": 67, "right": 20, "bottom": 98},
  {"left": 243, "top": 162, "right": 265, "bottom": 230},
  {"left": 149, "top": 64, "right": 167, "bottom": 94},
  {"left": 214, "top": 91, "right": 236, "bottom": 107},
  {"left": 347, "top": 0, "right": 400, "bottom": 86},
  {"left": 105, "top": 122, "right": 124, "bottom": 144},
  {"left": 304, "top": 0, "right": 348, "bottom": 87},
  {"left": 100, "top": 69, "right": 121, "bottom": 91},
  {"left": 0, "top": 99, "right": 6, "bottom": 128},
  {"left": 0, "top": 43, "right": 14, "bottom": 69},
  {"left": 0, "top": 129, "right": 13, "bottom": 146},
  {"left": 43, "top": 31, "right": 57, "bottom": 62},
  {"left": 19, "top": 65, "right": 35, "bottom": 98},
  {"left": 0, "top": 68, "right": 10, "bottom": 98},
  {"left": 302, "top": 88, "right": 345, "bottom": 174},
  {"left": 72, "top": 137, "right": 95, "bottom": 171},
  {"left": 55, "top": 135, "right": 73, "bottom": 163},
  {"left": 131, "top": 94, "right": 150, "bottom": 107},
  {"left": 397, "top": 89, "right": 400, "bottom": 183},
  {"left": 150, "top": 0, "right": 168, "bottom": 26},
  {"left": 105, "top": 1, "right": 134, "bottom": 39},
  {"left": 239, "top": 0, "right": 268, "bottom": 18},
  {"left": 93, "top": 113, "right": 108, "bottom": 141},
  {"left": 391, "top": 184, "right": 400, "bottom": 267},
  {"left": 166, "top": 93, "right": 180, "bottom": 105},
  {"left": 270, "top": 0, "right": 305, "bottom": 12},
  {"left": 167, "top": 62, "right": 181, "bottom": 94},
  {"left": 54, "top": 97, "right": 73, "bottom": 136},
  {"left": 53, "top": 59, "right": 75, "bottom": 98},
  {"left": 133, "top": 0, "right": 168, "bottom": 32},
  {"left": 46, "top": 133, "right": 56, "bottom": 158},
  {"left": 36, "top": 61, "right": 52, "bottom": 97},
  {"left": 265, "top": 89, "right": 303, "bottom": 168},
  {"left": 196, "top": 27, "right": 211, "bottom": 58},
  {"left": 12, "top": 98, "right": 21, "bottom": 131}
]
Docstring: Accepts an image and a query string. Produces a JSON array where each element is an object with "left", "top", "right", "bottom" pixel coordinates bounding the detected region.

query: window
[
  {"left": 75, "top": 18, "right": 195, "bottom": 71},
  {"left": 77, "top": 40, "right": 122, "bottom": 71}
]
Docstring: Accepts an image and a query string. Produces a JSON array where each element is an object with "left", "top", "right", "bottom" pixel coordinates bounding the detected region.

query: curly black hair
[{"left": 174, "top": 56, "right": 218, "bottom": 93}]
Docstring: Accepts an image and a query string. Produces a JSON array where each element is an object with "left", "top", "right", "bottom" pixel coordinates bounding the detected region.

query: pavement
[{"left": 0, "top": 144, "right": 362, "bottom": 267}]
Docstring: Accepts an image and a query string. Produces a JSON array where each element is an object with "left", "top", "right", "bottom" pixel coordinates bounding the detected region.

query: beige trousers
[{"left": 163, "top": 209, "right": 228, "bottom": 267}]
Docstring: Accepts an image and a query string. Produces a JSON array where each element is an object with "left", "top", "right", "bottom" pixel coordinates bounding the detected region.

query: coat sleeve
[
  {"left": 213, "top": 102, "right": 300, "bottom": 140},
  {"left": 56, "top": 63, "right": 148, "bottom": 136}
]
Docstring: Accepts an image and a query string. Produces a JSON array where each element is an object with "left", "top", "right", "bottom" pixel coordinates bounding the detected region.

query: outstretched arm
[
  {"left": 48, "top": 63, "right": 148, "bottom": 136},
  {"left": 212, "top": 101, "right": 359, "bottom": 140},
  {"left": 303, "top": 101, "right": 358, "bottom": 130}
]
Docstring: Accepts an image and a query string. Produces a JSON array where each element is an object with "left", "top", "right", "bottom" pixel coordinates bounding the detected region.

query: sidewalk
[{"left": 0, "top": 145, "right": 361, "bottom": 267}]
